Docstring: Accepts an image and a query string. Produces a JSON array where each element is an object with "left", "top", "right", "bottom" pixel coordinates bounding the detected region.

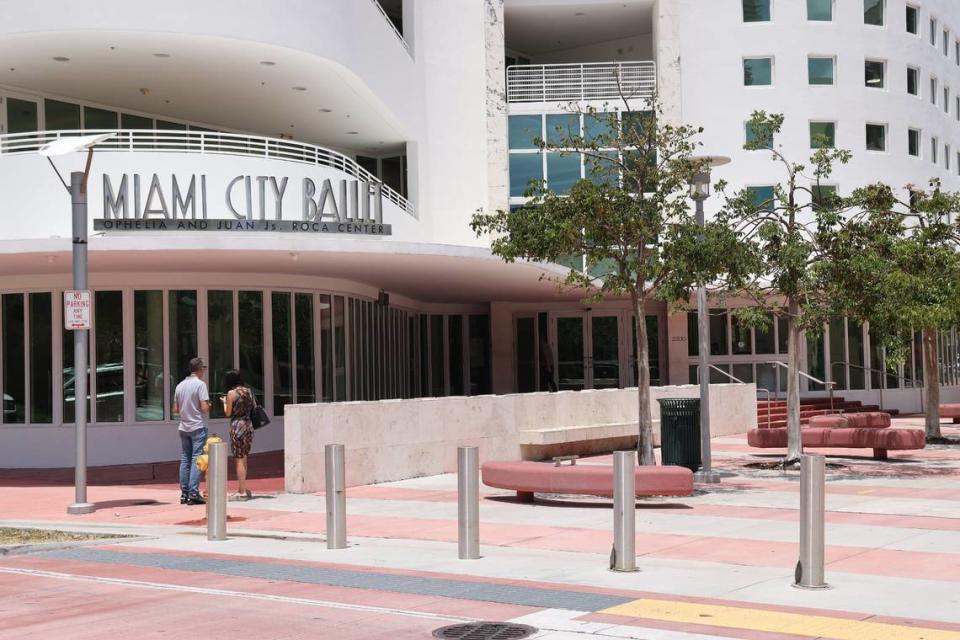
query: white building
[{"left": 0, "top": 0, "right": 957, "bottom": 468}]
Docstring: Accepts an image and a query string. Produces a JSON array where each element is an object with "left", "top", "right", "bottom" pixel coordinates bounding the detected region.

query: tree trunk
[
  {"left": 632, "top": 292, "right": 656, "bottom": 466},
  {"left": 786, "top": 298, "right": 803, "bottom": 462},
  {"left": 923, "top": 327, "right": 942, "bottom": 440}
]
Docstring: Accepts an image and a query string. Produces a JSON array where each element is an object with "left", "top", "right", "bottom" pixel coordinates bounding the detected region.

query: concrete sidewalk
[{"left": 2, "top": 417, "right": 959, "bottom": 639}]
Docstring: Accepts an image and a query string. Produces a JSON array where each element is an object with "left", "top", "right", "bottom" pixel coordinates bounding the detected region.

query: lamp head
[
  {"left": 38, "top": 132, "right": 116, "bottom": 157},
  {"left": 687, "top": 155, "right": 731, "bottom": 201}
]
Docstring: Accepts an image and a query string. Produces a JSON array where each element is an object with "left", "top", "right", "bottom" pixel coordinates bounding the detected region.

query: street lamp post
[
  {"left": 39, "top": 132, "right": 116, "bottom": 515},
  {"left": 688, "top": 155, "right": 730, "bottom": 485}
]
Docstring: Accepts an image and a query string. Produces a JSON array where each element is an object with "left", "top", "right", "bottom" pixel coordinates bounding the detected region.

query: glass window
[
  {"left": 134, "top": 291, "right": 164, "bottom": 422},
  {"left": 207, "top": 291, "right": 233, "bottom": 418},
  {"left": 687, "top": 312, "right": 699, "bottom": 356},
  {"left": 945, "top": 30, "right": 950, "bottom": 56},
  {"left": 743, "top": 58, "right": 773, "bottom": 86},
  {"left": 29, "top": 293, "right": 52, "bottom": 424},
  {"left": 949, "top": 145, "right": 953, "bottom": 171},
  {"left": 83, "top": 106, "right": 117, "bottom": 129},
  {"left": 865, "top": 60, "right": 885, "bottom": 88},
  {"left": 448, "top": 315, "right": 464, "bottom": 396},
  {"left": 334, "top": 296, "right": 346, "bottom": 401},
  {"left": 946, "top": 87, "right": 951, "bottom": 112},
  {"left": 930, "top": 18, "right": 938, "bottom": 45},
  {"left": 829, "top": 318, "right": 847, "bottom": 389},
  {"left": 807, "top": 0, "right": 831, "bottom": 21},
  {"left": 778, "top": 316, "right": 788, "bottom": 353},
  {"left": 745, "top": 121, "right": 773, "bottom": 148},
  {"left": 747, "top": 186, "right": 775, "bottom": 212},
  {"left": 864, "top": 0, "right": 884, "bottom": 26},
  {"left": 584, "top": 113, "right": 616, "bottom": 144},
  {"left": 3, "top": 294, "right": 24, "bottom": 424},
  {"left": 547, "top": 152, "right": 581, "bottom": 195},
  {"left": 44, "top": 99, "right": 80, "bottom": 131},
  {"left": 508, "top": 115, "right": 541, "bottom": 150},
  {"left": 812, "top": 184, "right": 838, "bottom": 210},
  {"left": 742, "top": 0, "right": 770, "bottom": 22},
  {"left": 865, "top": 123, "right": 886, "bottom": 151},
  {"left": 95, "top": 291, "right": 124, "bottom": 422},
  {"left": 320, "top": 295, "right": 333, "bottom": 402},
  {"left": 6, "top": 98, "right": 38, "bottom": 134},
  {"left": 469, "top": 315, "right": 491, "bottom": 395},
  {"left": 905, "top": 5, "right": 918, "bottom": 34},
  {"left": 272, "top": 292, "right": 292, "bottom": 414},
  {"left": 121, "top": 113, "right": 153, "bottom": 129},
  {"left": 585, "top": 151, "right": 619, "bottom": 186},
  {"left": 509, "top": 153, "right": 543, "bottom": 197},
  {"left": 546, "top": 113, "right": 579, "bottom": 145},
  {"left": 515, "top": 317, "right": 536, "bottom": 393},
  {"left": 381, "top": 155, "right": 406, "bottom": 197},
  {"left": 709, "top": 311, "right": 728, "bottom": 356},
  {"left": 156, "top": 119, "right": 186, "bottom": 130},
  {"left": 908, "top": 128, "right": 921, "bottom": 156},
  {"left": 808, "top": 57, "right": 834, "bottom": 85},
  {"left": 295, "top": 293, "right": 315, "bottom": 403},
  {"left": 238, "top": 291, "right": 264, "bottom": 406},
  {"left": 169, "top": 290, "right": 198, "bottom": 413},
  {"left": 931, "top": 77, "right": 938, "bottom": 105},
  {"left": 932, "top": 137, "right": 939, "bottom": 164},
  {"left": 756, "top": 313, "right": 776, "bottom": 354},
  {"left": 809, "top": 122, "right": 835, "bottom": 148},
  {"left": 907, "top": 67, "right": 919, "bottom": 95},
  {"left": 430, "top": 315, "right": 445, "bottom": 396},
  {"left": 807, "top": 330, "right": 826, "bottom": 390},
  {"left": 732, "top": 319, "right": 751, "bottom": 355}
]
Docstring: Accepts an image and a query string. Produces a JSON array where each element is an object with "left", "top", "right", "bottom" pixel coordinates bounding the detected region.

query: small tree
[
  {"left": 837, "top": 181, "right": 960, "bottom": 440},
  {"left": 471, "top": 97, "right": 750, "bottom": 465},
  {"left": 717, "top": 112, "right": 868, "bottom": 463}
]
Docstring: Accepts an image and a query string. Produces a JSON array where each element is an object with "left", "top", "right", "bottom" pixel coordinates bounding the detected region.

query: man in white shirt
[{"left": 174, "top": 357, "right": 210, "bottom": 505}]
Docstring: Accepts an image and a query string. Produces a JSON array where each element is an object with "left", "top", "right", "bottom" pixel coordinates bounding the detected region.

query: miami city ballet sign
[{"left": 93, "top": 173, "right": 392, "bottom": 235}]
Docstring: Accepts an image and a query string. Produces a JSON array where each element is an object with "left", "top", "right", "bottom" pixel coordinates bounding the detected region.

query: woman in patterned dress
[{"left": 222, "top": 369, "right": 255, "bottom": 501}]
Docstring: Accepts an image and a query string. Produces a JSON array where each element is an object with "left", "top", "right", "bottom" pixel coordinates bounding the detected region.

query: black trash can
[{"left": 657, "top": 398, "right": 702, "bottom": 471}]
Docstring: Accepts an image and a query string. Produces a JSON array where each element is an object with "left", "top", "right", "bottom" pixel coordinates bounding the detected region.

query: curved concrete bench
[
  {"left": 808, "top": 412, "right": 891, "bottom": 429},
  {"left": 482, "top": 460, "right": 694, "bottom": 501},
  {"left": 940, "top": 404, "right": 960, "bottom": 424},
  {"left": 747, "top": 423, "right": 924, "bottom": 460}
]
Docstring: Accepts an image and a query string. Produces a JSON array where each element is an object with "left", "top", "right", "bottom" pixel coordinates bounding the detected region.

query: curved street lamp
[
  {"left": 38, "top": 132, "right": 116, "bottom": 515},
  {"left": 688, "top": 155, "right": 730, "bottom": 485}
]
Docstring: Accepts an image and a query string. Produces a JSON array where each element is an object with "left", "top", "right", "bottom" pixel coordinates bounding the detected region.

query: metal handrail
[
  {"left": 697, "top": 364, "right": 773, "bottom": 428},
  {"left": 767, "top": 361, "right": 837, "bottom": 414},
  {"left": 829, "top": 361, "right": 915, "bottom": 411},
  {"left": 0, "top": 129, "right": 416, "bottom": 217},
  {"left": 369, "top": 0, "right": 411, "bottom": 53},
  {"left": 506, "top": 61, "right": 657, "bottom": 103}
]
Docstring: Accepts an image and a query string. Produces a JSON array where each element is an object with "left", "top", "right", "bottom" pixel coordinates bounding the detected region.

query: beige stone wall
[{"left": 285, "top": 384, "right": 757, "bottom": 493}]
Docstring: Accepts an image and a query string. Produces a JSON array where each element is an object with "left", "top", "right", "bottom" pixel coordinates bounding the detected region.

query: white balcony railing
[
  {"left": 506, "top": 61, "right": 657, "bottom": 104},
  {"left": 0, "top": 129, "right": 415, "bottom": 216}
]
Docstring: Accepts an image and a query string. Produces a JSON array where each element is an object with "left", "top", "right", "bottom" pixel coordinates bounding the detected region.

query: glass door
[
  {"left": 590, "top": 314, "right": 621, "bottom": 389},
  {"left": 555, "top": 315, "right": 586, "bottom": 390}
]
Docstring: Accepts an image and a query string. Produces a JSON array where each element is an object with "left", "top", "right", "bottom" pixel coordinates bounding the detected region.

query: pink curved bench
[
  {"left": 748, "top": 412, "right": 924, "bottom": 460},
  {"left": 940, "top": 404, "right": 960, "bottom": 424},
  {"left": 482, "top": 460, "right": 694, "bottom": 501},
  {"left": 807, "top": 412, "right": 891, "bottom": 429}
]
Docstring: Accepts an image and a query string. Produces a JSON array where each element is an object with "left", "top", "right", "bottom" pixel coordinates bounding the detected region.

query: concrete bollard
[
  {"left": 457, "top": 446, "right": 480, "bottom": 559},
  {"left": 206, "top": 441, "right": 227, "bottom": 541},
  {"left": 794, "top": 454, "right": 829, "bottom": 589},
  {"left": 325, "top": 444, "right": 347, "bottom": 550},
  {"left": 611, "top": 450, "right": 637, "bottom": 572}
]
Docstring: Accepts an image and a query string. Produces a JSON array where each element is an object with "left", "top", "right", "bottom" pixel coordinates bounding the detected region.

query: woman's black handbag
[{"left": 251, "top": 403, "right": 271, "bottom": 430}]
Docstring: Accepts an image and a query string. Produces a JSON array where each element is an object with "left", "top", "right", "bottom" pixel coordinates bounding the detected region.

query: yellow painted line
[{"left": 600, "top": 599, "right": 960, "bottom": 640}]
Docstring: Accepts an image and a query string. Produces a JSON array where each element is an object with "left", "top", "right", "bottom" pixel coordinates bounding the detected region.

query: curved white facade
[
  {"left": 672, "top": 0, "right": 960, "bottom": 210},
  {"left": 0, "top": 0, "right": 957, "bottom": 469}
]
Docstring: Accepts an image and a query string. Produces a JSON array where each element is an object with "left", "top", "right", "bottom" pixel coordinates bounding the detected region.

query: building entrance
[{"left": 515, "top": 310, "right": 662, "bottom": 393}]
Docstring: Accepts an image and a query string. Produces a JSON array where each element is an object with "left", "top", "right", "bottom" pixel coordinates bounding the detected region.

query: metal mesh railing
[
  {"left": 0, "top": 129, "right": 415, "bottom": 216},
  {"left": 506, "top": 61, "right": 656, "bottom": 103}
]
